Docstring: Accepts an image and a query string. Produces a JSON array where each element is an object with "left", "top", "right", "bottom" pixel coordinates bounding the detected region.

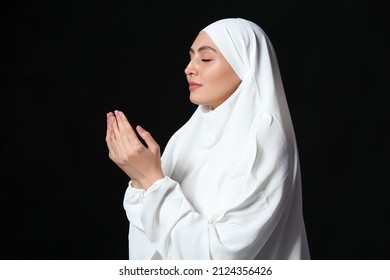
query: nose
[{"left": 184, "top": 60, "right": 196, "bottom": 76}]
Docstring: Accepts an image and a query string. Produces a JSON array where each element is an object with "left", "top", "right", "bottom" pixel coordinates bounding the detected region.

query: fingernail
[{"left": 137, "top": 125, "right": 145, "bottom": 133}]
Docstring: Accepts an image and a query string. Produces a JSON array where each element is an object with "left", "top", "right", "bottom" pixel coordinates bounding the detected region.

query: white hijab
[{"left": 159, "top": 18, "right": 309, "bottom": 259}]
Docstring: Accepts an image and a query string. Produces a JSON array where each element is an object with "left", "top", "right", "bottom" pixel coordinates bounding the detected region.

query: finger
[
  {"left": 106, "top": 112, "right": 123, "bottom": 156},
  {"left": 105, "top": 120, "right": 116, "bottom": 147},
  {"left": 105, "top": 112, "right": 122, "bottom": 157},
  {"left": 105, "top": 112, "right": 115, "bottom": 141},
  {"left": 106, "top": 111, "right": 120, "bottom": 138},
  {"left": 136, "top": 125, "right": 160, "bottom": 155},
  {"left": 114, "top": 110, "right": 140, "bottom": 145}
]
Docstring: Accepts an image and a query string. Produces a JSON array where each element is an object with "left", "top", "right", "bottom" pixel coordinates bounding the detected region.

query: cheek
[
  {"left": 201, "top": 63, "right": 240, "bottom": 96},
  {"left": 203, "top": 65, "right": 227, "bottom": 86},
  {"left": 219, "top": 70, "right": 240, "bottom": 91}
]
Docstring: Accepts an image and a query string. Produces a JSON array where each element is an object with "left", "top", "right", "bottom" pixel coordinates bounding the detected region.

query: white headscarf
[
  {"left": 124, "top": 18, "right": 310, "bottom": 260},
  {"left": 159, "top": 18, "right": 309, "bottom": 259}
]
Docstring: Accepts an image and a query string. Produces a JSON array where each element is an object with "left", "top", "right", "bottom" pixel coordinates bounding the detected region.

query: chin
[{"left": 189, "top": 95, "right": 202, "bottom": 106}]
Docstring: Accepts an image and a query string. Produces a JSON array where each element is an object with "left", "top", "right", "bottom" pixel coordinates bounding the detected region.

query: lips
[{"left": 189, "top": 82, "right": 202, "bottom": 91}]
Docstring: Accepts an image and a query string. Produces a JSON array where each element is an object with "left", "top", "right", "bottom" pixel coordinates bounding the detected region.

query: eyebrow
[{"left": 189, "top": 46, "right": 218, "bottom": 54}]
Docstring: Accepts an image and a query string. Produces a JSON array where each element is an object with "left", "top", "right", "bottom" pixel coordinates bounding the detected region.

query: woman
[{"left": 105, "top": 18, "right": 310, "bottom": 259}]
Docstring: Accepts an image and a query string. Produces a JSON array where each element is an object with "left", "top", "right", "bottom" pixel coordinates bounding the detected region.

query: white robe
[{"left": 123, "top": 18, "right": 310, "bottom": 260}]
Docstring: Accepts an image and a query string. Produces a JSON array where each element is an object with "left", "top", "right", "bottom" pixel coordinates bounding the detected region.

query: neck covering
[{"left": 201, "top": 17, "right": 296, "bottom": 151}]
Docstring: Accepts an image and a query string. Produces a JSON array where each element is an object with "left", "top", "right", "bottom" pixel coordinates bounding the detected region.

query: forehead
[{"left": 191, "top": 31, "right": 218, "bottom": 51}]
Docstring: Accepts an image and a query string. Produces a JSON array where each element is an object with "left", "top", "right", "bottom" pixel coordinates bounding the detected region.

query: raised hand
[{"left": 105, "top": 110, "right": 164, "bottom": 190}]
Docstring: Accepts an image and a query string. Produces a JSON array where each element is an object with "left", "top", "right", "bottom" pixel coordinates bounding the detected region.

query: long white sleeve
[{"left": 123, "top": 182, "right": 145, "bottom": 231}]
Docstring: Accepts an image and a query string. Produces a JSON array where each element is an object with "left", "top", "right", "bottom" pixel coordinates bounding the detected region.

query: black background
[{"left": 1, "top": 0, "right": 389, "bottom": 259}]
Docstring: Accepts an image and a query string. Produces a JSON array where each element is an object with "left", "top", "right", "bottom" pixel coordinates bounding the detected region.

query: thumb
[{"left": 136, "top": 125, "right": 160, "bottom": 154}]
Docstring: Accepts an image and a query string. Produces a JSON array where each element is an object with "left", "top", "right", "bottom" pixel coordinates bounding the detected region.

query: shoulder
[{"left": 254, "top": 112, "right": 296, "bottom": 161}]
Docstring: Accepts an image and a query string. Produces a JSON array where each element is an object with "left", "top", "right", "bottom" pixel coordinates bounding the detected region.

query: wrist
[
  {"left": 130, "top": 179, "right": 143, "bottom": 189},
  {"left": 141, "top": 172, "right": 165, "bottom": 190}
]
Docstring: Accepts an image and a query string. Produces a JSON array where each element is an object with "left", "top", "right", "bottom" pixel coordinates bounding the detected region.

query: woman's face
[{"left": 184, "top": 31, "right": 241, "bottom": 110}]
